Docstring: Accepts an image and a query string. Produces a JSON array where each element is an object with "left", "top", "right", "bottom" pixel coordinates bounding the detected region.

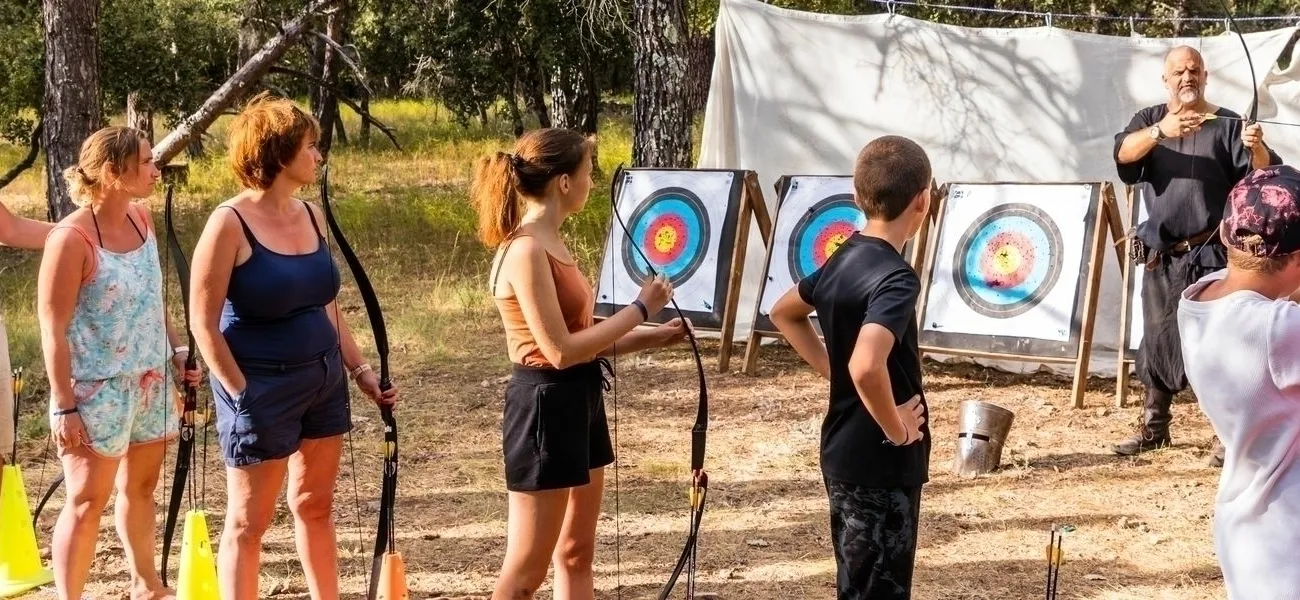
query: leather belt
[{"left": 1170, "top": 228, "right": 1218, "bottom": 253}]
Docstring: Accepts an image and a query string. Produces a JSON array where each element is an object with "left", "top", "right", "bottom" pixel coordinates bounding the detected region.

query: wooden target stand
[
  {"left": 915, "top": 181, "right": 1128, "bottom": 409},
  {"left": 740, "top": 179, "right": 942, "bottom": 375},
  {"left": 593, "top": 169, "right": 772, "bottom": 373},
  {"left": 1114, "top": 185, "right": 1142, "bottom": 407}
]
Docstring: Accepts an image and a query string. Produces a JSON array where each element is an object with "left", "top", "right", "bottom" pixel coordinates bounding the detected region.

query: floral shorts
[{"left": 52, "top": 368, "right": 178, "bottom": 457}]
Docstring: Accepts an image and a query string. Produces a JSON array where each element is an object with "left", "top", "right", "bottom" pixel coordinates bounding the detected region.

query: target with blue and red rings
[
  {"left": 786, "top": 194, "right": 866, "bottom": 281},
  {"left": 953, "top": 202, "right": 1062, "bottom": 318},
  {"left": 621, "top": 187, "right": 711, "bottom": 285}
]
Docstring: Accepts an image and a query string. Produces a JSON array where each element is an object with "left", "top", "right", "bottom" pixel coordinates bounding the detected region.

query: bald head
[
  {"left": 1165, "top": 45, "right": 1204, "bottom": 68},
  {"left": 1163, "top": 45, "right": 1208, "bottom": 109}
]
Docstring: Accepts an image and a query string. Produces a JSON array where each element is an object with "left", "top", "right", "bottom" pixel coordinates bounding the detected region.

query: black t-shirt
[
  {"left": 797, "top": 234, "right": 930, "bottom": 489},
  {"left": 1113, "top": 104, "right": 1283, "bottom": 251}
]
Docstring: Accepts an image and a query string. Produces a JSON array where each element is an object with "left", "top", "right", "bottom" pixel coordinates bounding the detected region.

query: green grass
[{"left": 0, "top": 98, "right": 665, "bottom": 452}]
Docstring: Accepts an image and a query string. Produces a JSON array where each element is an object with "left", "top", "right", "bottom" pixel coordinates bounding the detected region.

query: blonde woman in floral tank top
[{"left": 37, "top": 127, "right": 202, "bottom": 600}]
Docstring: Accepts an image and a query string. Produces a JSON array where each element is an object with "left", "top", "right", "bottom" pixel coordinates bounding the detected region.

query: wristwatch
[{"left": 1148, "top": 125, "right": 1166, "bottom": 141}]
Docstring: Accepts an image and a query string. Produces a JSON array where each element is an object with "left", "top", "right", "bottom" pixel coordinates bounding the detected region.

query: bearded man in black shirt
[{"left": 1113, "top": 45, "right": 1281, "bottom": 462}]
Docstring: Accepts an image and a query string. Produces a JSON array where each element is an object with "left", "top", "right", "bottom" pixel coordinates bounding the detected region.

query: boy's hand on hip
[{"left": 892, "top": 394, "right": 926, "bottom": 445}]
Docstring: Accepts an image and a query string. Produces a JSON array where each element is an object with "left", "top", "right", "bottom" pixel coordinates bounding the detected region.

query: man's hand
[
  {"left": 1158, "top": 109, "right": 1204, "bottom": 139},
  {"left": 1242, "top": 122, "right": 1272, "bottom": 169},
  {"left": 1242, "top": 122, "right": 1264, "bottom": 149}
]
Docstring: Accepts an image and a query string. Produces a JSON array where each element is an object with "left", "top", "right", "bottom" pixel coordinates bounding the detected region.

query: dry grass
[{"left": 0, "top": 102, "right": 1230, "bottom": 599}]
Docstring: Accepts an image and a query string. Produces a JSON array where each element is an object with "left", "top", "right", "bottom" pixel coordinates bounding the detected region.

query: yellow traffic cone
[
  {"left": 177, "top": 510, "right": 219, "bottom": 600},
  {"left": 376, "top": 552, "right": 408, "bottom": 600},
  {"left": 0, "top": 464, "right": 54, "bottom": 597}
]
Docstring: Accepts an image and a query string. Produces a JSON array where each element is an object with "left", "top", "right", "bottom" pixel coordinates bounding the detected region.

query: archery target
[
  {"left": 786, "top": 194, "right": 866, "bottom": 282},
  {"left": 621, "top": 187, "right": 710, "bottom": 285},
  {"left": 755, "top": 175, "right": 913, "bottom": 332},
  {"left": 952, "top": 203, "right": 1062, "bottom": 318},
  {"left": 922, "top": 184, "right": 1093, "bottom": 343},
  {"left": 596, "top": 170, "right": 738, "bottom": 317}
]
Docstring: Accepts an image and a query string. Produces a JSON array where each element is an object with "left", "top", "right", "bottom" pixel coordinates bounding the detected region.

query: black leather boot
[{"left": 1113, "top": 388, "right": 1173, "bottom": 455}]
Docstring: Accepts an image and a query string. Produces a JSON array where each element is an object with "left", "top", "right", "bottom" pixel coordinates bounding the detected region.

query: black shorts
[
  {"left": 824, "top": 477, "right": 923, "bottom": 600},
  {"left": 502, "top": 358, "right": 615, "bottom": 491},
  {"left": 213, "top": 346, "right": 352, "bottom": 468}
]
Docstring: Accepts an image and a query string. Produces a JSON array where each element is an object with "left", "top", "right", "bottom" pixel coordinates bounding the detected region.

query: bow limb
[
  {"left": 31, "top": 473, "right": 62, "bottom": 529},
  {"left": 1215, "top": 0, "right": 1258, "bottom": 125},
  {"left": 318, "top": 166, "right": 398, "bottom": 600},
  {"left": 608, "top": 164, "right": 709, "bottom": 598},
  {"left": 161, "top": 183, "right": 199, "bottom": 587}
]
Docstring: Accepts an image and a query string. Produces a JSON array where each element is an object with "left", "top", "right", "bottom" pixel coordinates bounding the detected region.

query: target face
[
  {"left": 953, "top": 203, "right": 1062, "bottom": 318},
  {"left": 786, "top": 194, "right": 866, "bottom": 281},
  {"left": 621, "top": 187, "right": 710, "bottom": 285}
]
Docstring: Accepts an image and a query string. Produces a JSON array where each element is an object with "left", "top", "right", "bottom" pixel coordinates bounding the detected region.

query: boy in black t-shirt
[{"left": 771, "top": 135, "right": 933, "bottom": 600}]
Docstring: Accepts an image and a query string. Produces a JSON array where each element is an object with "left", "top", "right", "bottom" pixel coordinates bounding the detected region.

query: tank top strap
[
  {"left": 221, "top": 205, "right": 259, "bottom": 247},
  {"left": 300, "top": 200, "right": 325, "bottom": 240},
  {"left": 49, "top": 223, "right": 100, "bottom": 284},
  {"left": 491, "top": 232, "right": 532, "bottom": 295}
]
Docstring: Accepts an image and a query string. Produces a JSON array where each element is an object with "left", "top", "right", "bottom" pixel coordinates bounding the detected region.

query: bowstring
[
  {"left": 319, "top": 167, "right": 369, "bottom": 593},
  {"left": 609, "top": 168, "right": 623, "bottom": 600}
]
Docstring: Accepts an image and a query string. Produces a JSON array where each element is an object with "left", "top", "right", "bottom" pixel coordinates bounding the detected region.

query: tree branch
[
  {"left": 308, "top": 30, "right": 373, "bottom": 96},
  {"left": 0, "top": 122, "right": 42, "bottom": 192},
  {"left": 268, "top": 66, "right": 402, "bottom": 151},
  {"left": 152, "top": 0, "right": 342, "bottom": 165}
]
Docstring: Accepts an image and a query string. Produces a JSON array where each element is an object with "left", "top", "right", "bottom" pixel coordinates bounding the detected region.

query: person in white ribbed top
[{"left": 1178, "top": 164, "right": 1300, "bottom": 600}]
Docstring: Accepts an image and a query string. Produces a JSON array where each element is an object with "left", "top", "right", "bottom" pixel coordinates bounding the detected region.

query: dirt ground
[{"left": 18, "top": 330, "right": 1229, "bottom": 600}]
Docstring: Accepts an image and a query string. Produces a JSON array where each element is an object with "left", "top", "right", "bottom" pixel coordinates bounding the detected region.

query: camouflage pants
[{"left": 824, "top": 478, "right": 922, "bottom": 600}]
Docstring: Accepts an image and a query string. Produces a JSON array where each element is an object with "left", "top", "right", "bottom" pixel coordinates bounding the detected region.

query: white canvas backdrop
[
  {"left": 697, "top": 0, "right": 1300, "bottom": 376},
  {"left": 596, "top": 169, "right": 738, "bottom": 313}
]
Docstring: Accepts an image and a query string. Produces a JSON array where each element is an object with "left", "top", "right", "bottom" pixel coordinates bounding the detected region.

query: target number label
[
  {"left": 621, "top": 187, "right": 710, "bottom": 285},
  {"left": 786, "top": 194, "right": 865, "bottom": 281},
  {"left": 953, "top": 202, "right": 1062, "bottom": 318}
]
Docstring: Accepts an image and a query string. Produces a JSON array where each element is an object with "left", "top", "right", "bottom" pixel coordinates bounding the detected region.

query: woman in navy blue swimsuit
[{"left": 189, "top": 93, "right": 399, "bottom": 599}]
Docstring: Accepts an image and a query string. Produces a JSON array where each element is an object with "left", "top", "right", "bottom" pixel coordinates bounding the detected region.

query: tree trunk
[
  {"left": 43, "top": 0, "right": 102, "bottom": 221},
  {"left": 551, "top": 65, "right": 575, "bottom": 129},
  {"left": 333, "top": 112, "right": 348, "bottom": 145},
  {"left": 552, "top": 60, "right": 597, "bottom": 134},
  {"left": 633, "top": 0, "right": 692, "bottom": 168},
  {"left": 237, "top": 0, "right": 263, "bottom": 63},
  {"left": 152, "top": 0, "right": 341, "bottom": 165},
  {"left": 315, "top": 1, "right": 344, "bottom": 157},
  {"left": 126, "top": 91, "right": 153, "bottom": 143},
  {"left": 522, "top": 58, "right": 550, "bottom": 128},
  {"left": 507, "top": 98, "right": 523, "bottom": 138},
  {"left": 359, "top": 93, "right": 371, "bottom": 146},
  {"left": 684, "top": 31, "right": 714, "bottom": 115}
]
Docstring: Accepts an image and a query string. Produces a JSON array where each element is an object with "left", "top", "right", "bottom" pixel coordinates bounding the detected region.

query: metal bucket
[{"left": 952, "top": 400, "right": 1015, "bottom": 478}]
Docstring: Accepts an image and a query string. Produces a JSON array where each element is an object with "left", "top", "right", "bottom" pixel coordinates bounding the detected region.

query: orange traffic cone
[
  {"left": 0, "top": 464, "right": 54, "bottom": 597},
  {"left": 375, "top": 552, "right": 407, "bottom": 600}
]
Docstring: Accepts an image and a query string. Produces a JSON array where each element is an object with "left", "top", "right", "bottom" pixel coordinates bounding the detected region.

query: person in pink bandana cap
[{"left": 1178, "top": 164, "right": 1300, "bottom": 599}]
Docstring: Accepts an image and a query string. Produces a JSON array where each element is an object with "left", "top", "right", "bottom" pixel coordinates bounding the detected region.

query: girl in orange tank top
[{"left": 471, "top": 128, "right": 692, "bottom": 599}]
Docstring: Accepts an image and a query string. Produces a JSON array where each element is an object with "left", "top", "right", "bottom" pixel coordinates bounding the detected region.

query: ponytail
[
  {"left": 469, "top": 128, "right": 593, "bottom": 248},
  {"left": 469, "top": 151, "right": 521, "bottom": 248},
  {"left": 63, "top": 126, "right": 150, "bottom": 207}
]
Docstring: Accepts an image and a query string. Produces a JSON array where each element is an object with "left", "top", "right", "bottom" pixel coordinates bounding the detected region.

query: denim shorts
[{"left": 213, "top": 346, "right": 350, "bottom": 467}]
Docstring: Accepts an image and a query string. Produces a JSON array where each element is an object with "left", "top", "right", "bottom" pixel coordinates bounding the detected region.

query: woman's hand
[
  {"left": 170, "top": 350, "right": 204, "bottom": 389},
  {"left": 654, "top": 318, "right": 693, "bottom": 347},
  {"left": 52, "top": 410, "right": 88, "bottom": 451},
  {"left": 354, "top": 367, "right": 399, "bottom": 407}
]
